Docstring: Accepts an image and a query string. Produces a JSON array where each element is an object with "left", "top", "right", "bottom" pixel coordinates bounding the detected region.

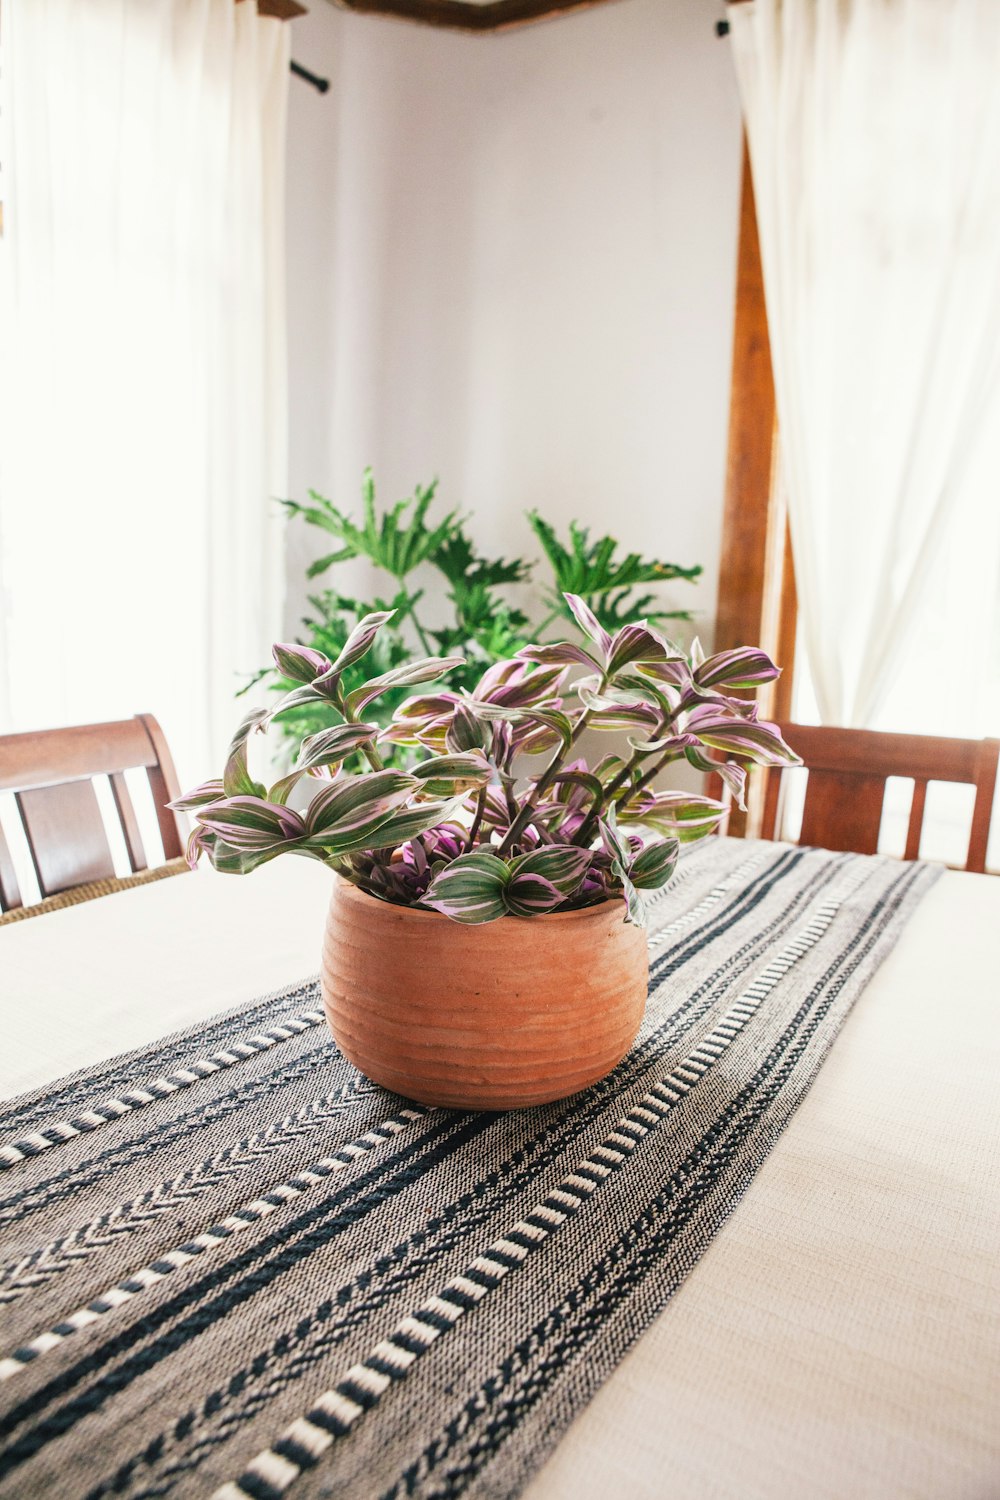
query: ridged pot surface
[{"left": 320, "top": 876, "right": 649, "bottom": 1109}]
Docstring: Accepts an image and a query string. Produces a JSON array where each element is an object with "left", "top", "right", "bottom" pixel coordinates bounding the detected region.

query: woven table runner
[{"left": 0, "top": 839, "right": 940, "bottom": 1500}]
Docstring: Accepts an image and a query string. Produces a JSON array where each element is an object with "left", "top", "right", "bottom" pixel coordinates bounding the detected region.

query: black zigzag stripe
[
  {"left": 0, "top": 1038, "right": 339, "bottom": 1227},
  {"left": 0, "top": 1013, "right": 326, "bottom": 1173},
  {"left": 0, "top": 1074, "right": 384, "bottom": 1306},
  {"left": 0, "top": 983, "right": 322, "bottom": 1140}
]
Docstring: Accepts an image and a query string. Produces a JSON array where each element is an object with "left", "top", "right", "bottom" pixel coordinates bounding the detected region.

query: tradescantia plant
[{"left": 174, "top": 598, "right": 800, "bottom": 927}]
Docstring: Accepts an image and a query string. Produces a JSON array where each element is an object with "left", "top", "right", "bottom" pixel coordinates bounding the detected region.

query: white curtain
[
  {"left": 728, "top": 0, "right": 1000, "bottom": 728},
  {"left": 0, "top": 0, "right": 289, "bottom": 784}
]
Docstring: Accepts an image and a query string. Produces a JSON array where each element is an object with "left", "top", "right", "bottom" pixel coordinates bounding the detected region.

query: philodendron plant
[{"left": 175, "top": 597, "right": 800, "bottom": 927}]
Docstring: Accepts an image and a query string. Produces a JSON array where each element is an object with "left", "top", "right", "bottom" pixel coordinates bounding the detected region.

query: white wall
[{"left": 284, "top": 0, "right": 743, "bottom": 642}]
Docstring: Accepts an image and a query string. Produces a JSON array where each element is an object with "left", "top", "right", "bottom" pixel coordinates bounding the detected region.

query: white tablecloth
[{"left": 1, "top": 853, "right": 997, "bottom": 1498}]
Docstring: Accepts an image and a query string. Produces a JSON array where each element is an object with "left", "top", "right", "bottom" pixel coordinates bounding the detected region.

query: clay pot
[{"left": 320, "top": 876, "right": 649, "bottom": 1109}]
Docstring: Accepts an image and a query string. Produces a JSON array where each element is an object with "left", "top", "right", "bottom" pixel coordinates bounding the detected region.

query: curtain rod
[{"left": 290, "top": 60, "right": 329, "bottom": 92}]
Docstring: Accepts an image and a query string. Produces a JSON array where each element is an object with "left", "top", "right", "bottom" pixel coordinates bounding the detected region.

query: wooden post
[{"left": 715, "top": 138, "right": 797, "bottom": 835}]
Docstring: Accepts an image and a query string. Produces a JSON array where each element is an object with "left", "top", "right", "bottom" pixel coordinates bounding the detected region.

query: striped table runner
[{"left": 0, "top": 840, "right": 939, "bottom": 1500}]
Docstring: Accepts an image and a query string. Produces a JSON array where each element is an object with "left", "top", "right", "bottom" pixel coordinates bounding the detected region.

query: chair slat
[
  {"left": 110, "top": 772, "right": 147, "bottom": 873},
  {"left": 751, "top": 725, "right": 998, "bottom": 871},
  {"left": 799, "top": 769, "right": 885, "bottom": 855},
  {"left": 16, "top": 781, "right": 116, "bottom": 897},
  {"left": 966, "top": 739, "right": 1000, "bottom": 874},
  {"left": 0, "top": 822, "right": 23, "bottom": 911},
  {"left": 138, "top": 714, "right": 185, "bottom": 860},
  {"left": 904, "top": 780, "right": 927, "bottom": 862}
]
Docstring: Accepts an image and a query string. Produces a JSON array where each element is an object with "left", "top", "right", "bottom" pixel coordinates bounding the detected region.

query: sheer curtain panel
[
  {"left": 0, "top": 0, "right": 290, "bottom": 783},
  {"left": 728, "top": 0, "right": 1000, "bottom": 728}
]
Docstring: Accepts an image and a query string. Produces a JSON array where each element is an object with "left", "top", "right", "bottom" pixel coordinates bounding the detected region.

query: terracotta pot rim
[{"left": 331, "top": 872, "right": 622, "bottom": 926}]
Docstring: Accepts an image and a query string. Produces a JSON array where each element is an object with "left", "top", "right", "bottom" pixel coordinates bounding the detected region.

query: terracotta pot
[{"left": 320, "top": 876, "right": 649, "bottom": 1109}]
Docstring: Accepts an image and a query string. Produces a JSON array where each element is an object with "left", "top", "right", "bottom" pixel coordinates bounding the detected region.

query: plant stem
[
  {"left": 399, "top": 582, "right": 435, "bottom": 656},
  {"left": 465, "top": 785, "right": 487, "bottom": 852},
  {"left": 496, "top": 705, "right": 595, "bottom": 857},
  {"left": 574, "top": 714, "right": 680, "bottom": 847},
  {"left": 360, "top": 740, "right": 387, "bottom": 773},
  {"left": 335, "top": 683, "right": 386, "bottom": 772}
]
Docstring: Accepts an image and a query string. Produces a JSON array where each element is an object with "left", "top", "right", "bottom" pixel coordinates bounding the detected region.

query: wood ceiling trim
[{"left": 331, "top": 0, "right": 623, "bottom": 33}]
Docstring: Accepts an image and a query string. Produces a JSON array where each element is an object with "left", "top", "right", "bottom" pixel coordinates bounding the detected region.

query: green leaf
[{"left": 526, "top": 512, "right": 701, "bottom": 636}]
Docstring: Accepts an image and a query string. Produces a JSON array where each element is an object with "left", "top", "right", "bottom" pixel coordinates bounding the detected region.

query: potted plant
[{"left": 175, "top": 597, "right": 798, "bottom": 1109}]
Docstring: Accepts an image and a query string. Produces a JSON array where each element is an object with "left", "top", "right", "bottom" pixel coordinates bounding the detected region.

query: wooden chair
[
  {"left": 759, "top": 724, "right": 999, "bottom": 873},
  {"left": 0, "top": 714, "right": 188, "bottom": 913}
]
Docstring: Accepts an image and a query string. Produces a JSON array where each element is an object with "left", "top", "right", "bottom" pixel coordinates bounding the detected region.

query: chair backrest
[
  {"left": 760, "top": 723, "right": 999, "bottom": 873},
  {"left": 0, "top": 714, "right": 187, "bottom": 911}
]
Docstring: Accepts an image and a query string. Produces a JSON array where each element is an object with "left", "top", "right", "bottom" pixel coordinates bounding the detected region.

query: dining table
[{"left": 0, "top": 842, "right": 997, "bottom": 1500}]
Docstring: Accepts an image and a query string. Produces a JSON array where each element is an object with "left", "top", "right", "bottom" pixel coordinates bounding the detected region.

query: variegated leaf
[
  {"left": 305, "top": 770, "right": 419, "bottom": 837},
  {"left": 272, "top": 642, "right": 333, "bottom": 684},
  {"left": 685, "top": 708, "right": 801, "bottom": 766},
  {"left": 410, "top": 751, "right": 492, "bottom": 796},
  {"left": 516, "top": 641, "right": 599, "bottom": 671},
  {"left": 563, "top": 592, "right": 612, "bottom": 660},
  {"left": 507, "top": 845, "right": 592, "bottom": 897},
  {"left": 316, "top": 797, "right": 463, "bottom": 858},
  {"left": 504, "top": 873, "right": 565, "bottom": 918},
  {"left": 223, "top": 709, "right": 269, "bottom": 799},
  {"left": 196, "top": 796, "right": 306, "bottom": 852},
  {"left": 269, "top": 722, "right": 380, "bottom": 805},
  {"left": 170, "top": 778, "right": 226, "bottom": 814},
  {"left": 694, "top": 647, "right": 779, "bottom": 690},
  {"left": 623, "top": 791, "right": 727, "bottom": 842},
  {"left": 345, "top": 656, "right": 465, "bottom": 719},
  {"left": 628, "top": 836, "right": 680, "bottom": 890},
  {"left": 445, "top": 703, "right": 491, "bottom": 754},
  {"left": 326, "top": 609, "right": 397, "bottom": 677},
  {"left": 423, "top": 850, "right": 510, "bottom": 925}
]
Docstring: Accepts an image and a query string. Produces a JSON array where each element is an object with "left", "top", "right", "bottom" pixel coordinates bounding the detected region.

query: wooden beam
[
  {"left": 331, "top": 0, "right": 624, "bottom": 32},
  {"left": 237, "top": 0, "right": 308, "bottom": 18}
]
